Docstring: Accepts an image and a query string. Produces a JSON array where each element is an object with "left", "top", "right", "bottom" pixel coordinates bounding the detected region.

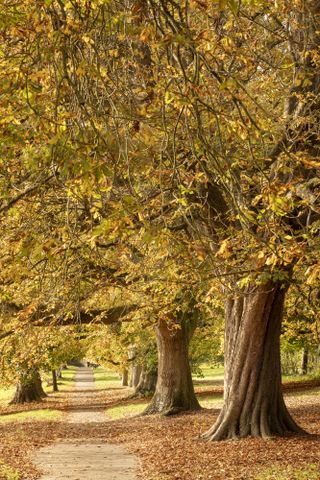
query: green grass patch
[
  {"left": 0, "top": 388, "right": 15, "bottom": 406},
  {"left": 106, "top": 401, "right": 148, "bottom": 419},
  {"left": 59, "top": 367, "right": 77, "bottom": 387},
  {"left": 285, "top": 386, "right": 320, "bottom": 397},
  {"left": 282, "top": 373, "right": 320, "bottom": 383},
  {"left": 0, "top": 461, "right": 20, "bottom": 480},
  {"left": 93, "top": 367, "right": 122, "bottom": 390},
  {"left": 60, "top": 366, "right": 77, "bottom": 380},
  {"left": 0, "top": 409, "right": 63, "bottom": 423},
  {"left": 255, "top": 463, "right": 319, "bottom": 480},
  {"left": 198, "top": 393, "right": 223, "bottom": 409},
  {"left": 0, "top": 367, "right": 77, "bottom": 404},
  {"left": 50, "top": 366, "right": 77, "bottom": 392},
  {"left": 193, "top": 364, "right": 224, "bottom": 379}
]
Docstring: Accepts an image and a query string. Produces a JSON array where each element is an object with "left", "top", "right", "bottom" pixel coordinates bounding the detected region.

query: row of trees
[{"left": 0, "top": 0, "right": 319, "bottom": 440}]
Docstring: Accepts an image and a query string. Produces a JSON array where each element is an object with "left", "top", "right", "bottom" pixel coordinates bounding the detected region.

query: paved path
[{"left": 33, "top": 368, "right": 139, "bottom": 480}]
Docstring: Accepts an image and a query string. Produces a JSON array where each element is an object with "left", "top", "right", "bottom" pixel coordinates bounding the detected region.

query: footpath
[{"left": 32, "top": 367, "right": 139, "bottom": 480}]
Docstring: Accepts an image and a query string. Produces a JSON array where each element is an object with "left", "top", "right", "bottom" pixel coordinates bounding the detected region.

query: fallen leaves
[{"left": 0, "top": 380, "right": 319, "bottom": 480}]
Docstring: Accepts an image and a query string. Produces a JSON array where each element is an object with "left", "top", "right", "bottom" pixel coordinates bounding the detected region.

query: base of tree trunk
[
  {"left": 201, "top": 394, "right": 305, "bottom": 441},
  {"left": 10, "top": 382, "right": 43, "bottom": 404},
  {"left": 10, "top": 370, "right": 46, "bottom": 404},
  {"left": 202, "top": 282, "right": 307, "bottom": 441},
  {"left": 143, "top": 396, "right": 201, "bottom": 416}
]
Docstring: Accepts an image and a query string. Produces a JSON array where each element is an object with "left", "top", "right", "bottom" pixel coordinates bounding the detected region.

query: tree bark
[
  {"left": 130, "top": 365, "right": 142, "bottom": 388},
  {"left": 122, "top": 368, "right": 129, "bottom": 386},
  {"left": 35, "top": 371, "right": 47, "bottom": 398},
  {"left": 202, "top": 282, "right": 305, "bottom": 440},
  {"left": 133, "top": 367, "right": 157, "bottom": 398},
  {"left": 10, "top": 370, "right": 46, "bottom": 404},
  {"left": 143, "top": 319, "right": 201, "bottom": 415},
  {"left": 301, "top": 348, "right": 309, "bottom": 375},
  {"left": 52, "top": 370, "right": 59, "bottom": 392}
]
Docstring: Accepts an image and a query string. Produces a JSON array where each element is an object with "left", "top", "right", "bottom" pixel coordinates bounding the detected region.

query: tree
[
  {"left": 144, "top": 315, "right": 201, "bottom": 415},
  {"left": 1, "top": 0, "right": 319, "bottom": 439},
  {"left": 9, "top": 369, "right": 47, "bottom": 405},
  {"left": 128, "top": 335, "right": 158, "bottom": 397},
  {"left": 1, "top": 326, "right": 85, "bottom": 403},
  {"left": 141, "top": 0, "right": 320, "bottom": 438}
]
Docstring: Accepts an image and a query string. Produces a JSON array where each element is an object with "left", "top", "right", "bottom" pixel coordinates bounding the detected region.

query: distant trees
[{"left": 1, "top": 327, "right": 85, "bottom": 404}]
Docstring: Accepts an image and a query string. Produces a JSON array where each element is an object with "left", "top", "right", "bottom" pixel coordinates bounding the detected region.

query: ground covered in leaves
[{"left": 0, "top": 372, "right": 319, "bottom": 480}]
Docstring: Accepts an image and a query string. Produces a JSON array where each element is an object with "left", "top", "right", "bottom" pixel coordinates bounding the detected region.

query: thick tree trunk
[
  {"left": 122, "top": 368, "right": 129, "bottom": 386},
  {"left": 52, "top": 370, "right": 59, "bottom": 392},
  {"left": 202, "top": 282, "right": 305, "bottom": 440},
  {"left": 10, "top": 370, "right": 45, "bottom": 404},
  {"left": 133, "top": 367, "right": 157, "bottom": 398},
  {"left": 130, "top": 365, "right": 142, "bottom": 388},
  {"left": 143, "top": 319, "right": 201, "bottom": 415}
]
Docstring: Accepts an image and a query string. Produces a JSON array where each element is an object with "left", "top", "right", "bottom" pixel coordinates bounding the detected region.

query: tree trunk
[
  {"left": 133, "top": 367, "right": 157, "bottom": 398},
  {"left": 35, "top": 371, "right": 47, "bottom": 398},
  {"left": 52, "top": 370, "right": 59, "bottom": 392},
  {"left": 130, "top": 365, "right": 142, "bottom": 388},
  {"left": 10, "top": 370, "right": 45, "bottom": 404},
  {"left": 202, "top": 282, "right": 305, "bottom": 440},
  {"left": 143, "top": 319, "right": 201, "bottom": 415},
  {"left": 122, "top": 368, "right": 129, "bottom": 386},
  {"left": 301, "top": 348, "right": 309, "bottom": 375}
]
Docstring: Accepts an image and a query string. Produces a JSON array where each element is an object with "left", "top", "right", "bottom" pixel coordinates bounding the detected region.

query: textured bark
[
  {"left": 35, "top": 371, "right": 47, "bottom": 398},
  {"left": 10, "top": 370, "right": 45, "bottom": 404},
  {"left": 133, "top": 367, "right": 157, "bottom": 398},
  {"left": 130, "top": 365, "right": 142, "bottom": 388},
  {"left": 122, "top": 368, "right": 129, "bottom": 386},
  {"left": 143, "top": 319, "right": 201, "bottom": 415},
  {"left": 202, "top": 282, "right": 305, "bottom": 440}
]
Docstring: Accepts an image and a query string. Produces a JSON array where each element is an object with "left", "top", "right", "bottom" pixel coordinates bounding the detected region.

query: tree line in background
[{"left": 0, "top": 0, "right": 319, "bottom": 440}]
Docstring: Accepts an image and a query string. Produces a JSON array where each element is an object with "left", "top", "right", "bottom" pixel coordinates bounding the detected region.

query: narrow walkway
[{"left": 33, "top": 368, "right": 139, "bottom": 480}]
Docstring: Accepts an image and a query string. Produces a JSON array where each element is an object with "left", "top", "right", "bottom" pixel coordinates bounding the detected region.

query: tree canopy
[{"left": 0, "top": 0, "right": 319, "bottom": 439}]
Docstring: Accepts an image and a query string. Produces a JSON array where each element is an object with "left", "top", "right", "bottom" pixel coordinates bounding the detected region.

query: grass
[
  {"left": 106, "top": 401, "right": 148, "bottom": 419},
  {"left": 193, "top": 364, "right": 320, "bottom": 383},
  {"left": 282, "top": 373, "right": 320, "bottom": 383},
  {"left": 0, "top": 388, "right": 15, "bottom": 407},
  {"left": 100, "top": 363, "right": 319, "bottom": 420},
  {"left": 55, "top": 366, "right": 77, "bottom": 391},
  {"left": 285, "top": 386, "right": 320, "bottom": 397},
  {"left": 0, "top": 409, "right": 63, "bottom": 423},
  {"left": 193, "top": 365, "right": 224, "bottom": 379},
  {"left": 43, "top": 366, "right": 77, "bottom": 393},
  {"left": 104, "top": 394, "right": 225, "bottom": 420},
  {"left": 93, "top": 367, "right": 123, "bottom": 390},
  {"left": 198, "top": 393, "right": 223, "bottom": 409},
  {"left": 254, "top": 463, "right": 319, "bottom": 480},
  {"left": 0, "top": 367, "right": 77, "bottom": 407},
  {"left": 0, "top": 461, "right": 20, "bottom": 480}
]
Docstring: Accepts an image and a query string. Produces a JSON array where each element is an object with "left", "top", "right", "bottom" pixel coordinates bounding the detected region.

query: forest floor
[{"left": 0, "top": 367, "right": 319, "bottom": 480}]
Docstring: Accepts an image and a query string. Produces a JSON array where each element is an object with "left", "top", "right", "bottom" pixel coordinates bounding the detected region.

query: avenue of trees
[{"left": 0, "top": 0, "right": 319, "bottom": 440}]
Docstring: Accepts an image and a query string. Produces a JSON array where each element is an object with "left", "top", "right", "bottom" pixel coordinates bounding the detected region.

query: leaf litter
[{"left": 0, "top": 381, "right": 319, "bottom": 480}]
